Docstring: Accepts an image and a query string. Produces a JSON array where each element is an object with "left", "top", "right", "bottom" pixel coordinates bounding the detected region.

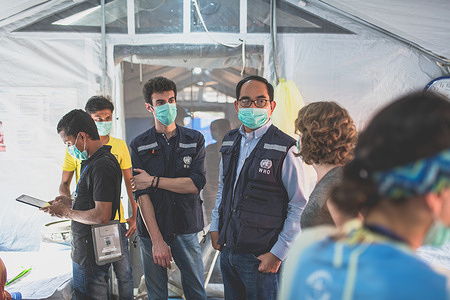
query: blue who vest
[{"left": 218, "top": 125, "right": 295, "bottom": 255}]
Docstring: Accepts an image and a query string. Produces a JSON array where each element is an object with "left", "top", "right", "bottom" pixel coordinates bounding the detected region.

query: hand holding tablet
[{"left": 16, "top": 194, "right": 49, "bottom": 208}]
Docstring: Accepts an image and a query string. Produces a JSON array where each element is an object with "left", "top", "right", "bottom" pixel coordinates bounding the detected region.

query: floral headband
[{"left": 372, "top": 148, "right": 450, "bottom": 198}]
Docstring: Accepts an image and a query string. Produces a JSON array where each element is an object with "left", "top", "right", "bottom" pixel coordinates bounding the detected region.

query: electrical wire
[
  {"left": 270, "top": 0, "right": 279, "bottom": 85},
  {"left": 191, "top": 0, "right": 247, "bottom": 76},
  {"left": 192, "top": 0, "right": 243, "bottom": 48}
]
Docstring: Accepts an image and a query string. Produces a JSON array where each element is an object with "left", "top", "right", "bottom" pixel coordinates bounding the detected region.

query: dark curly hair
[
  {"left": 142, "top": 76, "right": 177, "bottom": 105},
  {"left": 294, "top": 101, "right": 357, "bottom": 165}
]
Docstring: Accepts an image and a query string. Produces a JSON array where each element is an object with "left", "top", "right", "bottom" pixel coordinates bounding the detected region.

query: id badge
[{"left": 91, "top": 220, "right": 124, "bottom": 265}]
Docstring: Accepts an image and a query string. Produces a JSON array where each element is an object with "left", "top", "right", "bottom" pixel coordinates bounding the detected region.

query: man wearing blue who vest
[
  {"left": 210, "top": 76, "right": 309, "bottom": 300},
  {"left": 130, "top": 76, "right": 207, "bottom": 300}
]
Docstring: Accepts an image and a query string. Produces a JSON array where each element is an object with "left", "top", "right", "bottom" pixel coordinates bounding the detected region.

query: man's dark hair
[
  {"left": 236, "top": 75, "right": 274, "bottom": 101},
  {"left": 142, "top": 76, "right": 177, "bottom": 105},
  {"left": 85, "top": 95, "right": 114, "bottom": 115},
  {"left": 57, "top": 109, "right": 100, "bottom": 140}
]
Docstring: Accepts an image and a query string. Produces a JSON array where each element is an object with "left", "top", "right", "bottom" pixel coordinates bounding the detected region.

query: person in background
[
  {"left": 294, "top": 101, "right": 357, "bottom": 229},
  {"left": 42, "top": 109, "right": 122, "bottom": 299},
  {"left": 130, "top": 76, "right": 207, "bottom": 300},
  {"left": 210, "top": 75, "right": 309, "bottom": 300},
  {"left": 1, "top": 257, "right": 21, "bottom": 300},
  {"left": 203, "top": 118, "right": 231, "bottom": 225},
  {"left": 279, "top": 102, "right": 358, "bottom": 300},
  {"left": 59, "top": 96, "right": 135, "bottom": 300},
  {"left": 280, "top": 92, "right": 450, "bottom": 300}
]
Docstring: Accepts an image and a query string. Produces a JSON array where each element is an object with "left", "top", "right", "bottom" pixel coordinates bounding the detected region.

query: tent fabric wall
[
  {"left": 276, "top": 0, "right": 447, "bottom": 129},
  {"left": 0, "top": 33, "right": 106, "bottom": 251},
  {"left": 278, "top": 33, "right": 443, "bottom": 130}
]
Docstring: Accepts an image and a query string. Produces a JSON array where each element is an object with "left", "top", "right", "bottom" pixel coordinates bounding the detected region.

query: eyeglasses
[{"left": 238, "top": 98, "right": 272, "bottom": 108}]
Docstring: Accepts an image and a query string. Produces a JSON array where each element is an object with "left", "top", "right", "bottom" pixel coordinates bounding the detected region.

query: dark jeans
[
  {"left": 72, "top": 260, "right": 111, "bottom": 300},
  {"left": 72, "top": 224, "right": 133, "bottom": 300},
  {"left": 112, "top": 223, "right": 134, "bottom": 300},
  {"left": 140, "top": 233, "right": 207, "bottom": 300},
  {"left": 220, "top": 246, "right": 279, "bottom": 300}
]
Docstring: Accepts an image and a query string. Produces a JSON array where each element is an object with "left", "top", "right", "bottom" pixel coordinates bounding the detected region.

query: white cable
[
  {"left": 192, "top": 0, "right": 243, "bottom": 48},
  {"left": 241, "top": 39, "right": 246, "bottom": 77},
  {"left": 192, "top": 0, "right": 247, "bottom": 76}
]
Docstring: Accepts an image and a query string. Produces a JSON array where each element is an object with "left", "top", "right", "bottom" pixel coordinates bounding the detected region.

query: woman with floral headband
[{"left": 279, "top": 92, "right": 450, "bottom": 300}]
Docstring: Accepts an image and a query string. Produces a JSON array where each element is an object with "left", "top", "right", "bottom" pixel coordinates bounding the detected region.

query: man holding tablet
[{"left": 41, "top": 109, "right": 122, "bottom": 300}]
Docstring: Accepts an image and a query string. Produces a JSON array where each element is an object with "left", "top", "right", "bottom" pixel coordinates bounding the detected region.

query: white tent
[{"left": 0, "top": 0, "right": 449, "bottom": 297}]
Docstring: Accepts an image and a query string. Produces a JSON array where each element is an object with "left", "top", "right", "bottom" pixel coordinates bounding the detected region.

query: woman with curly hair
[{"left": 294, "top": 101, "right": 357, "bottom": 228}]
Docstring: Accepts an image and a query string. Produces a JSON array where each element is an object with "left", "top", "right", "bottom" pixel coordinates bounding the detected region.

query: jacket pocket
[
  {"left": 175, "top": 194, "right": 204, "bottom": 233},
  {"left": 235, "top": 209, "right": 284, "bottom": 253}
]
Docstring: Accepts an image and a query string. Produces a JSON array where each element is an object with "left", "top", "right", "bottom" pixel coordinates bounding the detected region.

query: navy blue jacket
[
  {"left": 218, "top": 125, "right": 295, "bottom": 255},
  {"left": 130, "top": 125, "right": 206, "bottom": 242}
]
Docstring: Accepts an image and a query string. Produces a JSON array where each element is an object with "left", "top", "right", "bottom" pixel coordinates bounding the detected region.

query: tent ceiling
[
  {"left": 14, "top": 0, "right": 352, "bottom": 35},
  {"left": 122, "top": 63, "right": 256, "bottom": 111},
  {"left": 6, "top": 0, "right": 448, "bottom": 63},
  {"left": 312, "top": 0, "right": 450, "bottom": 62},
  {"left": 0, "top": 0, "right": 47, "bottom": 22},
  {"left": 116, "top": 43, "right": 264, "bottom": 108}
]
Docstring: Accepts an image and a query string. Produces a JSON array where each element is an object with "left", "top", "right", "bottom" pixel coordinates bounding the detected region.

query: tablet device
[{"left": 16, "top": 194, "right": 49, "bottom": 208}]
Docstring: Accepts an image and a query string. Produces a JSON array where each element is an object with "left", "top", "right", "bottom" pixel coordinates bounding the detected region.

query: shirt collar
[
  {"left": 156, "top": 127, "right": 178, "bottom": 141},
  {"left": 238, "top": 119, "right": 272, "bottom": 140},
  {"left": 83, "top": 145, "right": 111, "bottom": 165}
]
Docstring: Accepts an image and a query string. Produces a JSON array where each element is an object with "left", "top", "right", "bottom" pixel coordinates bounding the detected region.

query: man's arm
[
  {"left": 258, "top": 145, "right": 309, "bottom": 273},
  {"left": 129, "top": 141, "right": 172, "bottom": 268},
  {"left": 122, "top": 167, "right": 137, "bottom": 236},
  {"left": 137, "top": 194, "right": 173, "bottom": 269},
  {"left": 41, "top": 195, "right": 112, "bottom": 225},
  {"left": 132, "top": 133, "right": 206, "bottom": 195},
  {"left": 114, "top": 139, "right": 138, "bottom": 236},
  {"left": 132, "top": 168, "right": 198, "bottom": 194},
  {"left": 59, "top": 170, "right": 74, "bottom": 197},
  {"left": 60, "top": 148, "right": 78, "bottom": 197}
]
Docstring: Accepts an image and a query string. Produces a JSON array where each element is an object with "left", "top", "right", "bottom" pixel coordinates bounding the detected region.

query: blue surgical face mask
[
  {"left": 238, "top": 108, "right": 268, "bottom": 129},
  {"left": 154, "top": 103, "right": 177, "bottom": 126},
  {"left": 95, "top": 121, "right": 112, "bottom": 136},
  {"left": 67, "top": 133, "right": 88, "bottom": 161},
  {"left": 423, "top": 220, "right": 450, "bottom": 247}
]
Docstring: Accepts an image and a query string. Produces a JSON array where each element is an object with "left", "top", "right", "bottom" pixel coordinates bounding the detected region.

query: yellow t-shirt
[{"left": 62, "top": 136, "right": 132, "bottom": 223}]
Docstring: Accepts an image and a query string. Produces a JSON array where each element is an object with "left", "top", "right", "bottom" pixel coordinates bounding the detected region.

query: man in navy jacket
[
  {"left": 210, "top": 76, "right": 309, "bottom": 300},
  {"left": 130, "top": 76, "right": 207, "bottom": 300}
]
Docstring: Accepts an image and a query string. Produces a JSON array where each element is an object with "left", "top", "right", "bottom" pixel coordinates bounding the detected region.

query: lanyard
[
  {"left": 364, "top": 223, "right": 407, "bottom": 244},
  {"left": 74, "top": 165, "right": 89, "bottom": 198}
]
